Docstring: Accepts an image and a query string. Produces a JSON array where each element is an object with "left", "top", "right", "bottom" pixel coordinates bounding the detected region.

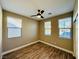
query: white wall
[
  {"left": 73, "top": 0, "right": 78, "bottom": 21},
  {"left": 0, "top": 4, "right": 2, "bottom": 59},
  {"left": 73, "top": 0, "right": 78, "bottom": 58}
]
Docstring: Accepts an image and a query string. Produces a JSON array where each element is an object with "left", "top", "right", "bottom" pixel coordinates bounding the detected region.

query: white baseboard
[
  {"left": 2, "top": 40, "right": 74, "bottom": 56},
  {"left": 2, "top": 40, "right": 39, "bottom": 56},
  {"left": 39, "top": 40, "right": 74, "bottom": 55}
]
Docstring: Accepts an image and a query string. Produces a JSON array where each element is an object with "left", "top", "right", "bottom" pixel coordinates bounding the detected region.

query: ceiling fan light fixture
[
  {"left": 37, "top": 15, "right": 41, "bottom": 18},
  {"left": 31, "top": 9, "right": 44, "bottom": 18}
]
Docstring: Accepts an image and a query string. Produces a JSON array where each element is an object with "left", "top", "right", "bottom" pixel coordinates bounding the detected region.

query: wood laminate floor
[{"left": 3, "top": 42, "right": 74, "bottom": 59}]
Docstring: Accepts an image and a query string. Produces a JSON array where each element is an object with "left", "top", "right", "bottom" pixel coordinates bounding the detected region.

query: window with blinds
[
  {"left": 7, "top": 16, "right": 22, "bottom": 38},
  {"left": 58, "top": 17, "right": 72, "bottom": 39},
  {"left": 44, "top": 21, "right": 51, "bottom": 36}
]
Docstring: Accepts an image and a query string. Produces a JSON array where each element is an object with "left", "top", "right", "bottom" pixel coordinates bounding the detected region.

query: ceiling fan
[{"left": 31, "top": 10, "right": 44, "bottom": 18}]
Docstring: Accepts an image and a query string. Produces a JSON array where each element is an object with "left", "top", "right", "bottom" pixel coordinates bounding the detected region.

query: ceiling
[{"left": 0, "top": 0, "right": 75, "bottom": 20}]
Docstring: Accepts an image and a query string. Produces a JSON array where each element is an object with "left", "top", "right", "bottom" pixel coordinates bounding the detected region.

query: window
[
  {"left": 59, "top": 17, "right": 72, "bottom": 39},
  {"left": 7, "top": 16, "right": 22, "bottom": 38},
  {"left": 44, "top": 21, "right": 51, "bottom": 35}
]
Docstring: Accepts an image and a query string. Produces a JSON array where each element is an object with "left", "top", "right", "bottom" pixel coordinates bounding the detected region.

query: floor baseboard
[
  {"left": 2, "top": 40, "right": 74, "bottom": 57},
  {"left": 2, "top": 40, "right": 39, "bottom": 56},
  {"left": 39, "top": 40, "right": 74, "bottom": 56},
  {"left": 3, "top": 42, "right": 74, "bottom": 59}
]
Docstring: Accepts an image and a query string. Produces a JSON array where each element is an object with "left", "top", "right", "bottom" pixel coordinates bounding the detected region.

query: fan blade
[
  {"left": 41, "top": 16, "right": 44, "bottom": 18},
  {"left": 31, "top": 15, "right": 37, "bottom": 17},
  {"left": 41, "top": 10, "right": 44, "bottom": 14},
  {"left": 37, "top": 13, "right": 41, "bottom": 16}
]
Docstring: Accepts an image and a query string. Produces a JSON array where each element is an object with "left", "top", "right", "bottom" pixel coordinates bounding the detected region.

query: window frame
[
  {"left": 7, "top": 16, "right": 22, "bottom": 38},
  {"left": 44, "top": 21, "right": 51, "bottom": 36},
  {"left": 58, "top": 17, "right": 72, "bottom": 39}
]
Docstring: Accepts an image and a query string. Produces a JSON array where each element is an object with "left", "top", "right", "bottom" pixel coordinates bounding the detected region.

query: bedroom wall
[
  {"left": 39, "top": 12, "right": 73, "bottom": 51},
  {"left": 2, "top": 10, "right": 39, "bottom": 52}
]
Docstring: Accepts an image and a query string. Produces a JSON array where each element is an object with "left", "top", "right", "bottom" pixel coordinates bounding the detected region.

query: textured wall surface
[
  {"left": 39, "top": 12, "right": 73, "bottom": 51},
  {"left": 2, "top": 11, "right": 39, "bottom": 52}
]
